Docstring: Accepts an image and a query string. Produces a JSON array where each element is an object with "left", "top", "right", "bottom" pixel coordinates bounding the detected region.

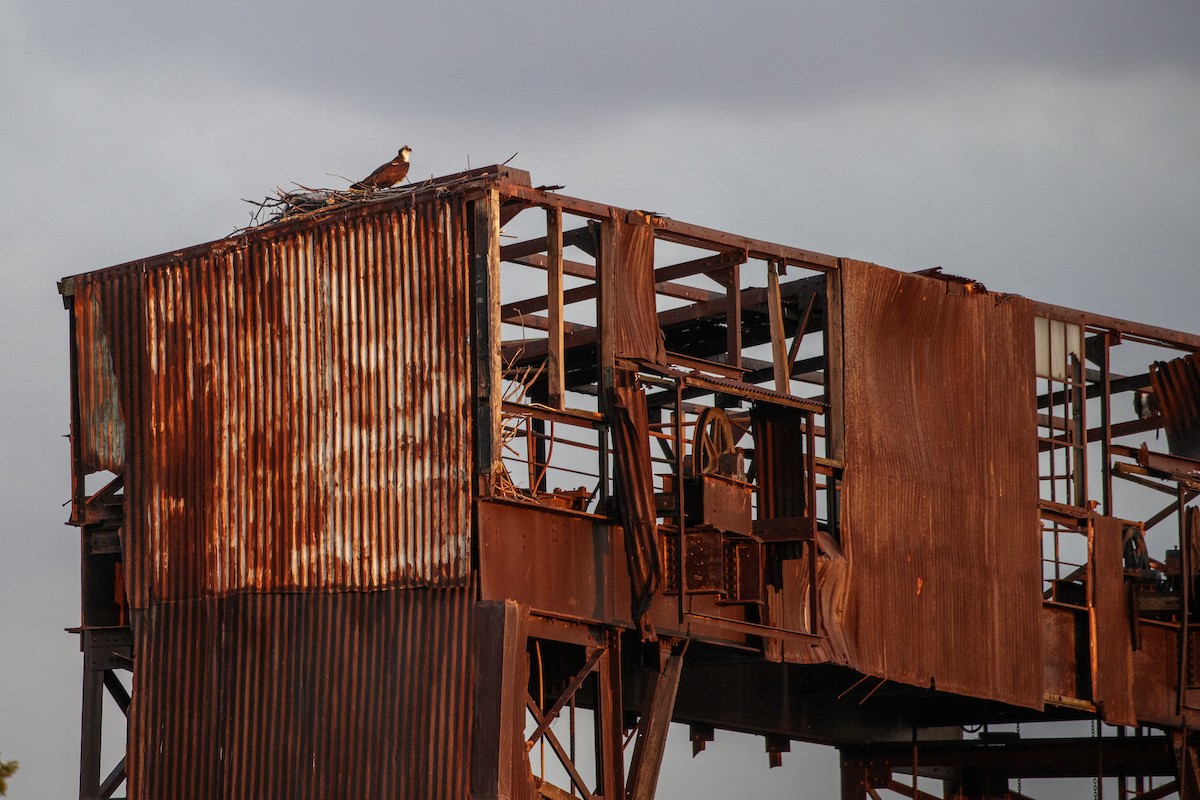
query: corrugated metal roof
[
  {"left": 126, "top": 588, "right": 474, "bottom": 799},
  {"left": 71, "top": 196, "right": 473, "bottom": 604},
  {"left": 837, "top": 261, "right": 1044, "bottom": 709}
]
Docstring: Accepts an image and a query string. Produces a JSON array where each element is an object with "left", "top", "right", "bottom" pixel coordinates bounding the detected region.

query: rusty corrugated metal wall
[
  {"left": 836, "top": 261, "right": 1043, "bottom": 709},
  {"left": 71, "top": 198, "right": 473, "bottom": 605},
  {"left": 126, "top": 588, "right": 475, "bottom": 799}
]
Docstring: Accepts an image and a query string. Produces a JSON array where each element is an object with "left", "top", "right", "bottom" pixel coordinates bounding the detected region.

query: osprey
[{"left": 351, "top": 146, "right": 412, "bottom": 190}]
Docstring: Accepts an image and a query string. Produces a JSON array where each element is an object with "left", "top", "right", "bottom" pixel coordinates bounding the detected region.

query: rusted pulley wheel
[{"left": 691, "top": 407, "right": 735, "bottom": 476}]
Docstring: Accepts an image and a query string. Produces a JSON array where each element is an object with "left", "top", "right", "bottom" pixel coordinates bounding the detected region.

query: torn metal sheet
[{"left": 1151, "top": 353, "right": 1200, "bottom": 459}]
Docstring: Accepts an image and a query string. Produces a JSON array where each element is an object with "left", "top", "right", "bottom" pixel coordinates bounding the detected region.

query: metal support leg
[
  {"left": 79, "top": 664, "right": 103, "bottom": 800},
  {"left": 594, "top": 630, "right": 625, "bottom": 800}
]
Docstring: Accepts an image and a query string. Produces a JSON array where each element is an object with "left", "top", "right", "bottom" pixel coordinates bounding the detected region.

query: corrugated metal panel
[
  {"left": 126, "top": 587, "right": 474, "bottom": 800},
  {"left": 74, "top": 282, "right": 129, "bottom": 473},
  {"left": 71, "top": 198, "right": 473, "bottom": 605},
  {"left": 838, "top": 262, "right": 1043, "bottom": 709}
]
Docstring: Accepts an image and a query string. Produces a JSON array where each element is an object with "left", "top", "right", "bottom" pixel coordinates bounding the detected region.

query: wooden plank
[
  {"left": 767, "top": 261, "right": 790, "bottom": 392},
  {"left": 626, "top": 643, "right": 686, "bottom": 800}
]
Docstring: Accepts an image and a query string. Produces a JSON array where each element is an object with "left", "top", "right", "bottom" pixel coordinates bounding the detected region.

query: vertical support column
[
  {"left": 839, "top": 761, "right": 871, "bottom": 800},
  {"left": 546, "top": 205, "right": 565, "bottom": 411},
  {"left": 1100, "top": 332, "right": 1114, "bottom": 515},
  {"left": 472, "top": 189, "right": 503, "bottom": 494},
  {"left": 594, "top": 629, "right": 625, "bottom": 800},
  {"left": 79, "top": 642, "right": 103, "bottom": 800},
  {"left": 597, "top": 217, "right": 617, "bottom": 409},
  {"left": 825, "top": 265, "right": 845, "bottom": 463},
  {"left": 471, "top": 601, "right": 530, "bottom": 800},
  {"left": 725, "top": 263, "right": 742, "bottom": 372},
  {"left": 716, "top": 263, "right": 742, "bottom": 409}
]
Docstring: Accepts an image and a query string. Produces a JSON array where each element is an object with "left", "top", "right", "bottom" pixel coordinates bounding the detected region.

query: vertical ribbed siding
[
  {"left": 71, "top": 197, "right": 473, "bottom": 605},
  {"left": 126, "top": 588, "right": 474, "bottom": 800},
  {"left": 838, "top": 261, "right": 1043, "bottom": 709}
]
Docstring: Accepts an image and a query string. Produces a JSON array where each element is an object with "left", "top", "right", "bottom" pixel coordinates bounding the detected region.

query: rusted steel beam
[
  {"left": 499, "top": 182, "right": 617, "bottom": 220},
  {"left": 502, "top": 274, "right": 823, "bottom": 364},
  {"left": 102, "top": 671, "right": 129, "bottom": 716},
  {"left": 650, "top": 217, "right": 838, "bottom": 271},
  {"left": 498, "top": 182, "right": 841, "bottom": 269},
  {"left": 79, "top": 664, "right": 103, "bottom": 800},
  {"left": 525, "top": 694, "right": 595, "bottom": 799},
  {"left": 534, "top": 778, "right": 579, "bottom": 800},
  {"left": 499, "top": 226, "right": 594, "bottom": 262},
  {"left": 1035, "top": 371, "right": 1150, "bottom": 411},
  {"left": 502, "top": 251, "right": 726, "bottom": 319},
  {"left": 1128, "top": 782, "right": 1179, "bottom": 800},
  {"left": 650, "top": 248, "right": 747, "bottom": 284},
  {"left": 525, "top": 646, "right": 605, "bottom": 746},
  {"left": 1031, "top": 300, "right": 1200, "bottom": 352},
  {"left": 884, "top": 778, "right": 941, "bottom": 800},
  {"left": 840, "top": 736, "right": 1176, "bottom": 778},
  {"left": 97, "top": 758, "right": 125, "bottom": 800}
]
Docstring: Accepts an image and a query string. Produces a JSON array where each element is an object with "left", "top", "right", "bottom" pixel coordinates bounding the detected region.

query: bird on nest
[{"left": 351, "top": 146, "right": 412, "bottom": 190}]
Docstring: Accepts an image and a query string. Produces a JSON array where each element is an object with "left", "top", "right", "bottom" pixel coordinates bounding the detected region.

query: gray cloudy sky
[{"left": 2, "top": 2, "right": 1198, "bottom": 798}]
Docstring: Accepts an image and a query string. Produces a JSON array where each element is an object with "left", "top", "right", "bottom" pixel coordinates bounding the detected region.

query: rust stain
[
  {"left": 837, "top": 261, "right": 1043, "bottom": 709},
  {"left": 71, "top": 197, "right": 474, "bottom": 605}
]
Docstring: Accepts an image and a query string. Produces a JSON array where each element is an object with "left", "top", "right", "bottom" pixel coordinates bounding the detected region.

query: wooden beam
[
  {"left": 626, "top": 643, "right": 687, "bottom": 800},
  {"left": 767, "top": 261, "right": 790, "bottom": 392}
]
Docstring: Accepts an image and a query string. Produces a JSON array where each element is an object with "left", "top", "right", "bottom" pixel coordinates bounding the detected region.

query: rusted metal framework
[{"left": 61, "top": 164, "right": 1200, "bottom": 799}]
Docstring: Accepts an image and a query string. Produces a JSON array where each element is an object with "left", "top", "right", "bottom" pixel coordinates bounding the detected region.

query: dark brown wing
[{"left": 351, "top": 159, "right": 410, "bottom": 190}]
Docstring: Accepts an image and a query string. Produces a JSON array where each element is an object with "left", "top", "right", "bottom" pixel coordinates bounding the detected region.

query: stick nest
[{"left": 236, "top": 183, "right": 414, "bottom": 232}]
